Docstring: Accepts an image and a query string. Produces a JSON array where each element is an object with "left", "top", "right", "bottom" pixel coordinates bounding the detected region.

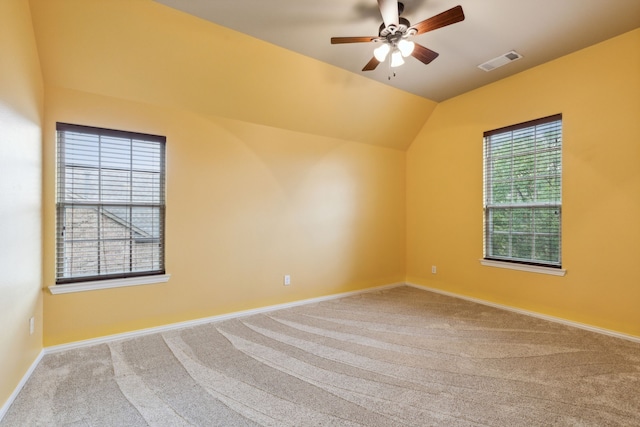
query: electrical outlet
[
  {"left": 284, "top": 275, "right": 291, "bottom": 286},
  {"left": 29, "top": 317, "right": 35, "bottom": 335},
  {"left": 431, "top": 266, "right": 437, "bottom": 274}
]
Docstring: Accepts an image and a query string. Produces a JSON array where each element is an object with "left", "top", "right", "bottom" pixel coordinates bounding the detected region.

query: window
[
  {"left": 483, "top": 114, "right": 562, "bottom": 268},
  {"left": 56, "top": 123, "right": 166, "bottom": 285}
]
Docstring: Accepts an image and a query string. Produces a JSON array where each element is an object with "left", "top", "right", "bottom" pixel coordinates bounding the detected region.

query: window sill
[
  {"left": 480, "top": 259, "right": 566, "bottom": 276},
  {"left": 49, "top": 274, "right": 171, "bottom": 294}
]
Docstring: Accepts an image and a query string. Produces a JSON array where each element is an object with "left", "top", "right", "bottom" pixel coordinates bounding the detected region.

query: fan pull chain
[{"left": 387, "top": 59, "right": 396, "bottom": 80}]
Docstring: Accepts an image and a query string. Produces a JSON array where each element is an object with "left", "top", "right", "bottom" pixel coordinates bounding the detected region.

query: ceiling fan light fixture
[
  {"left": 398, "top": 39, "right": 415, "bottom": 57},
  {"left": 330, "top": 3, "right": 465, "bottom": 73},
  {"left": 390, "top": 49, "right": 405, "bottom": 67},
  {"left": 373, "top": 42, "right": 391, "bottom": 62}
]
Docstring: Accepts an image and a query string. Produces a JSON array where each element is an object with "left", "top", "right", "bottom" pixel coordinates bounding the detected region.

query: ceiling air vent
[{"left": 478, "top": 50, "right": 523, "bottom": 72}]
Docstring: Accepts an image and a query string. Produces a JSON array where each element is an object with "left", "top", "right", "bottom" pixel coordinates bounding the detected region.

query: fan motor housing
[{"left": 379, "top": 17, "right": 411, "bottom": 38}]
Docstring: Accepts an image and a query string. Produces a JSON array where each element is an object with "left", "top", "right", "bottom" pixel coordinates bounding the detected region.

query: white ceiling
[{"left": 153, "top": 0, "right": 640, "bottom": 102}]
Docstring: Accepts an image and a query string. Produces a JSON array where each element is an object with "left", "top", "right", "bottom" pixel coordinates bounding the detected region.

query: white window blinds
[
  {"left": 483, "top": 114, "right": 562, "bottom": 267},
  {"left": 56, "top": 123, "right": 166, "bottom": 284}
]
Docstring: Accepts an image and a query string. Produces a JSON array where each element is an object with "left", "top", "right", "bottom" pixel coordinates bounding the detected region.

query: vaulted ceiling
[{"left": 154, "top": 0, "right": 640, "bottom": 101}]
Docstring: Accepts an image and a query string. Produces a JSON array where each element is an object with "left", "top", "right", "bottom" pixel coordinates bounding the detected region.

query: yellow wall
[
  {"left": 407, "top": 28, "right": 640, "bottom": 337},
  {"left": 19, "top": 0, "right": 640, "bottom": 351},
  {"left": 0, "top": 0, "right": 44, "bottom": 410},
  {"left": 32, "top": 0, "right": 431, "bottom": 346},
  {"left": 42, "top": 86, "right": 407, "bottom": 345}
]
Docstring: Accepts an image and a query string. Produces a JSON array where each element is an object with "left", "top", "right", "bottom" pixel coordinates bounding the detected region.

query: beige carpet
[{"left": 3, "top": 286, "right": 640, "bottom": 426}]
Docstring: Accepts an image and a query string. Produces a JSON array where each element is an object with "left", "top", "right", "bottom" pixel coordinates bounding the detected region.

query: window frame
[
  {"left": 483, "top": 114, "right": 563, "bottom": 270},
  {"left": 55, "top": 122, "right": 167, "bottom": 287}
]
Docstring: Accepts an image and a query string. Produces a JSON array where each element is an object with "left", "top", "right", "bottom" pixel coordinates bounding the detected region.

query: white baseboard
[
  {"left": 0, "top": 349, "right": 44, "bottom": 423},
  {"left": 405, "top": 282, "right": 640, "bottom": 344},
  {"left": 45, "top": 282, "right": 404, "bottom": 354}
]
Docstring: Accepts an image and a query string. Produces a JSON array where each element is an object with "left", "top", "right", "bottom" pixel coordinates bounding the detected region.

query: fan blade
[
  {"left": 412, "top": 5, "right": 465, "bottom": 35},
  {"left": 411, "top": 43, "right": 439, "bottom": 65},
  {"left": 331, "top": 36, "right": 377, "bottom": 44},
  {"left": 377, "top": 0, "right": 399, "bottom": 28},
  {"left": 362, "top": 57, "right": 380, "bottom": 71}
]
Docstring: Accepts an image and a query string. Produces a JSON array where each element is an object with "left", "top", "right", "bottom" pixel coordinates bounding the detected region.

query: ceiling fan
[{"left": 331, "top": 0, "right": 465, "bottom": 71}]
